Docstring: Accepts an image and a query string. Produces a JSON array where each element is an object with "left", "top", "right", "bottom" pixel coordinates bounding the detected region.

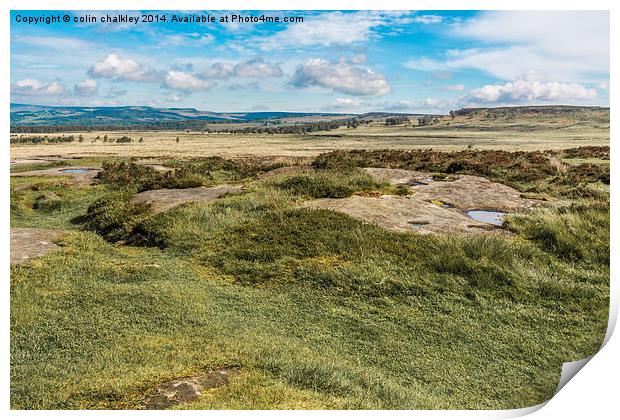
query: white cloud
[
  {"left": 331, "top": 97, "right": 364, "bottom": 109},
  {"left": 198, "top": 34, "right": 215, "bottom": 45},
  {"left": 413, "top": 15, "right": 443, "bottom": 24},
  {"left": 378, "top": 100, "right": 416, "bottom": 111},
  {"left": 11, "top": 79, "right": 66, "bottom": 96},
  {"left": 444, "top": 84, "right": 465, "bottom": 91},
  {"left": 290, "top": 58, "right": 390, "bottom": 96},
  {"left": 404, "top": 58, "right": 444, "bottom": 72},
  {"left": 201, "top": 58, "right": 282, "bottom": 79},
  {"left": 201, "top": 62, "right": 235, "bottom": 79},
  {"left": 164, "top": 71, "right": 212, "bottom": 92},
  {"left": 448, "top": 11, "right": 608, "bottom": 82},
  {"left": 232, "top": 58, "right": 283, "bottom": 78},
  {"left": 162, "top": 33, "right": 214, "bottom": 46},
  {"left": 73, "top": 79, "right": 98, "bottom": 96},
  {"left": 468, "top": 79, "right": 597, "bottom": 103},
  {"left": 405, "top": 11, "right": 608, "bottom": 86},
  {"left": 259, "top": 11, "right": 413, "bottom": 49},
  {"left": 349, "top": 54, "right": 367, "bottom": 64},
  {"left": 89, "top": 54, "right": 159, "bottom": 82},
  {"left": 104, "top": 87, "right": 127, "bottom": 98},
  {"left": 12, "top": 35, "right": 96, "bottom": 51}
]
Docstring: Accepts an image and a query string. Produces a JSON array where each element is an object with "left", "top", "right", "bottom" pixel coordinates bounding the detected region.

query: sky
[{"left": 10, "top": 10, "right": 610, "bottom": 114}]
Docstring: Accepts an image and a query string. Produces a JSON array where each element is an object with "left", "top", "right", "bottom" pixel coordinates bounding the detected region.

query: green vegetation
[
  {"left": 10, "top": 134, "right": 76, "bottom": 144},
  {"left": 11, "top": 178, "right": 111, "bottom": 230},
  {"left": 10, "top": 160, "right": 73, "bottom": 173},
  {"left": 10, "top": 145, "right": 610, "bottom": 410},
  {"left": 505, "top": 202, "right": 609, "bottom": 266},
  {"left": 274, "top": 169, "right": 387, "bottom": 198},
  {"left": 313, "top": 147, "right": 610, "bottom": 196},
  {"left": 84, "top": 192, "right": 152, "bottom": 242},
  {"left": 96, "top": 158, "right": 284, "bottom": 192},
  {"left": 385, "top": 116, "right": 409, "bottom": 126},
  {"left": 116, "top": 136, "right": 133, "bottom": 143}
]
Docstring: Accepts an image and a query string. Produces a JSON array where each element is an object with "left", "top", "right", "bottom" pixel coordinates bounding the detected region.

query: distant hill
[
  {"left": 11, "top": 103, "right": 609, "bottom": 129},
  {"left": 451, "top": 105, "right": 609, "bottom": 118},
  {"left": 10, "top": 103, "right": 351, "bottom": 126}
]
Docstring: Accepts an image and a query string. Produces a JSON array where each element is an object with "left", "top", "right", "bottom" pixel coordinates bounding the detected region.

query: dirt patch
[
  {"left": 132, "top": 185, "right": 244, "bottom": 213},
  {"left": 11, "top": 167, "right": 100, "bottom": 185},
  {"left": 145, "top": 368, "right": 239, "bottom": 409},
  {"left": 10, "top": 228, "right": 64, "bottom": 264}
]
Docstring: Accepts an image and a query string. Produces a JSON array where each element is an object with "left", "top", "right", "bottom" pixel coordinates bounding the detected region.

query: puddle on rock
[
  {"left": 61, "top": 168, "right": 92, "bottom": 174},
  {"left": 466, "top": 210, "right": 506, "bottom": 226}
]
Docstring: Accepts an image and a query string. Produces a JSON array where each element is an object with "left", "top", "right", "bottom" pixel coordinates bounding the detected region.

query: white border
[{"left": 2, "top": 1, "right": 617, "bottom": 419}]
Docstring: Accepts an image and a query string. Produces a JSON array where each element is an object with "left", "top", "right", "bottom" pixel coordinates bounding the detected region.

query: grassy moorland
[
  {"left": 10, "top": 110, "right": 610, "bottom": 410},
  {"left": 9, "top": 108, "right": 610, "bottom": 160}
]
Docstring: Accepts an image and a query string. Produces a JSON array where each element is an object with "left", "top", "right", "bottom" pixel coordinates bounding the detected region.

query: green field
[{"left": 10, "top": 110, "right": 610, "bottom": 409}]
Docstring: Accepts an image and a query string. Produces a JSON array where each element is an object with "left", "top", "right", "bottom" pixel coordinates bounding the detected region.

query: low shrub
[
  {"left": 312, "top": 148, "right": 609, "bottom": 194},
  {"left": 83, "top": 192, "right": 152, "bottom": 242}
]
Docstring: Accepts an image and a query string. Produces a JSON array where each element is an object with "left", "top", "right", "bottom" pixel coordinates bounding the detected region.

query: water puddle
[
  {"left": 466, "top": 210, "right": 506, "bottom": 226},
  {"left": 61, "top": 168, "right": 92, "bottom": 174}
]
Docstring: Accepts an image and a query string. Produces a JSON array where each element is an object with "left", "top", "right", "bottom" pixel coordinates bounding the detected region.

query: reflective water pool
[
  {"left": 61, "top": 169, "right": 92, "bottom": 174},
  {"left": 466, "top": 210, "right": 506, "bottom": 226}
]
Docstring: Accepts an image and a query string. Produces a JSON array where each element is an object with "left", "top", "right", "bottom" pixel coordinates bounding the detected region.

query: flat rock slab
[
  {"left": 11, "top": 167, "right": 100, "bottom": 185},
  {"left": 303, "top": 195, "right": 498, "bottom": 235},
  {"left": 10, "top": 228, "right": 64, "bottom": 265},
  {"left": 413, "top": 175, "right": 534, "bottom": 212},
  {"left": 362, "top": 167, "right": 435, "bottom": 185},
  {"left": 132, "top": 185, "right": 244, "bottom": 214},
  {"left": 146, "top": 369, "right": 239, "bottom": 409},
  {"left": 143, "top": 164, "right": 173, "bottom": 172},
  {"left": 304, "top": 167, "right": 539, "bottom": 234},
  {"left": 10, "top": 156, "right": 73, "bottom": 166},
  {"left": 363, "top": 167, "right": 535, "bottom": 211}
]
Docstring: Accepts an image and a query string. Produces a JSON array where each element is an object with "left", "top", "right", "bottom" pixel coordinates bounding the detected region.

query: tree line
[{"left": 10, "top": 119, "right": 361, "bottom": 134}]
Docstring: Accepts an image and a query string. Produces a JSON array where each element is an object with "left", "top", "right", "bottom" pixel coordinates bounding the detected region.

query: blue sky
[{"left": 10, "top": 10, "right": 610, "bottom": 113}]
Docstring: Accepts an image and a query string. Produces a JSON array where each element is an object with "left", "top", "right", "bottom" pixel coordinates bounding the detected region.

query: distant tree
[
  {"left": 385, "top": 116, "right": 409, "bottom": 126},
  {"left": 417, "top": 115, "right": 434, "bottom": 126}
]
